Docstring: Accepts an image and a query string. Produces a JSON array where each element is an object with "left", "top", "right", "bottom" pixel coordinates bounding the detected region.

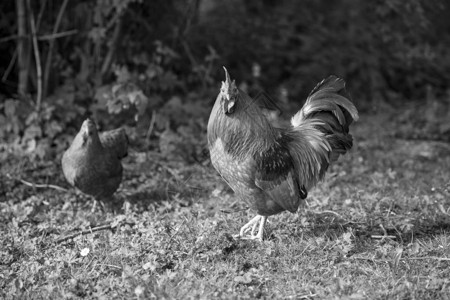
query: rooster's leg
[{"left": 234, "top": 215, "right": 267, "bottom": 241}]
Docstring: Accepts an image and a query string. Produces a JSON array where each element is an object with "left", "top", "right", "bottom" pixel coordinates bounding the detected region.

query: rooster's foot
[{"left": 233, "top": 215, "right": 267, "bottom": 241}]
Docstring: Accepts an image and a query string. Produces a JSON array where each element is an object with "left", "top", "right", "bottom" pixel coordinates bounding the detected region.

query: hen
[
  {"left": 207, "top": 68, "right": 358, "bottom": 241},
  {"left": 62, "top": 119, "right": 128, "bottom": 208}
]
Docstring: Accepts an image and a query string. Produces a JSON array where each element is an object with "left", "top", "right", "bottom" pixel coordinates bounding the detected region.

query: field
[{"left": 1, "top": 106, "right": 450, "bottom": 299}]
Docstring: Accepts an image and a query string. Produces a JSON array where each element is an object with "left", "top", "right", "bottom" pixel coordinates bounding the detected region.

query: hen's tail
[{"left": 287, "top": 76, "right": 358, "bottom": 189}]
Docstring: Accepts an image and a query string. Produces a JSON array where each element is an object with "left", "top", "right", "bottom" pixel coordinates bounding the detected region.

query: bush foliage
[{"left": 0, "top": 0, "right": 449, "bottom": 154}]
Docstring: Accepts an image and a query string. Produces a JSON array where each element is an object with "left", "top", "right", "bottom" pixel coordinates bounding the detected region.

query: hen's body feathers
[
  {"left": 62, "top": 119, "right": 128, "bottom": 201},
  {"left": 100, "top": 128, "right": 128, "bottom": 160},
  {"left": 208, "top": 69, "right": 358, "bottom": 240}
]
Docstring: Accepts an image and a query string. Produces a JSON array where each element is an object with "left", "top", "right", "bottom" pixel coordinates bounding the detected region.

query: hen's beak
[{"left": 81, "top": 119, "right": 95, "bottom": 139}]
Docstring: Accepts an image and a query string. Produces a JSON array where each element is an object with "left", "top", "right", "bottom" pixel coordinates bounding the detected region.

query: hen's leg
[
  {"left": 234, "top": 215, "right": 267, "bottom": 241},
  {"left": 91, "top": 199, "right": 99, "bottom": 213},
  {"left": 91, "top": 197, "right": 106, "bottom": 213}
]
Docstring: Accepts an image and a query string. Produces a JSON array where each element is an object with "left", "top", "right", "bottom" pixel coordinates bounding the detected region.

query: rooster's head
[{"left": 220, "top": 67, "right": 238, "bottom": 115}]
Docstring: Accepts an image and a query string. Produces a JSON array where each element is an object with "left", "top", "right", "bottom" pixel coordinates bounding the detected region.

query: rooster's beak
[
  {"left": 225, "top": 99, "right": 235, "bottom": 114},
  {"left": 223, "top": 99, "right": 235, "bottom": 115}
]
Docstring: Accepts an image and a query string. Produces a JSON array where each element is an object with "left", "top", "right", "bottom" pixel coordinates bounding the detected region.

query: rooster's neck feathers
[
  {"left": 207, "top": 67, "right": 277, "bottom": 159},
  {"left": 208, "top": 85, "right": 277, "bottom": 159}
]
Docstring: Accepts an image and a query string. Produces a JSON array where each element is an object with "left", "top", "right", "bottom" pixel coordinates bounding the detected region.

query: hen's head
[
  {"left": 77, "top": 118, "right": 99, "bottom": 146},
  {"left": 219, "top": 67, "right": 239, "bottom": 115}
]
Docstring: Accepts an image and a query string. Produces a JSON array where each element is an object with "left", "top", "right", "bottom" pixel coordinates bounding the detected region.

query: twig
[
  {"left": 0, "top": 34, "right": 19, "bottom": 44},
  {"left": 43, "top": 0, "right": 69, "bottom": 99},
  {"left": 352, "top": 256, "right": 382, "bottom": 262},
  {"left": 403, "top": 256, "right": 450, "bottom": 261},
  {"left": 38, "top": 30, "right": 78, "bottom": 41},
  {"left": 55, "top": 224, "right": 113, "bottom": 243},
  {"left": 128, "top": 9, "right": 153, "bottom": 34},
  {"left": 101, "top": 16, "right": 122, "bottom": 77},
  {"left": 146, "top": 110, "right": 157, "bottom": 141},
  {"left": 6, "top": 173, "right": 68, "bottom": 191},
  {"left": 355, "top": 255, "right": 450, "bottom": 263},
  {"left": 0, "top": 30, "right": 78, "bottom": 44},
  {"left": 99, "top": 264, "right": 122, "bottom": 270},
  {"left": 2, "top": 49, "right": 17, "bottom": 81},
  {"left": 104, "top": 10, "right": 122, "bottom": 31},
  {"left": 313, "top": 210, "right": 344, "bottom": 219},
  {"left": 220, "top": 208, "right": 248, "bottom": 214},
  {"left": 35, "top": 0, "right": 48, "bottom": 30},
  {"left": 181, "top": 39, "right": 206, "bottom": 90},
  {"left": 26, "top": 0, "right": 42, "bottom": 113},
  {"left": 370, "top": 224, "right": 397, "bottom": 240},
  {"left": 371, "top": 235, "right": 396, "bottom": 239},
  {"left": 164, "top": 219, "right": 187, "bottom": 249},
  {"left": 288, "top": 293, "right": 317, "bottom": 300}
]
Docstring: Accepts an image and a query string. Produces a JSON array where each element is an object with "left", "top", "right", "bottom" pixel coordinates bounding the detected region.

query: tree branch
[
  {"left": 100, "top": 16, "right": 122, "bottom": 78},
  {"left": 26, "top": 0, "right": 42, "bottom": 113},
  {"left": 35, "top": 0, "right": 48, "bottom": 31},
  {"left": 16, "top": 0, "right": 28, "bottom": 96},
  {"left": 43, "top": 0, "right": 69, "bottom": 99}
]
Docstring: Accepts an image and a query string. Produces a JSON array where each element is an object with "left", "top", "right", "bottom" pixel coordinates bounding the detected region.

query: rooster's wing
[{"left": 254, "top": 135, "right": 307, "bottom": 213}]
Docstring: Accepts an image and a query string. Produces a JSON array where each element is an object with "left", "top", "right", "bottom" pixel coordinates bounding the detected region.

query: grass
[{"left": 1, "top": 107, "right": 450, "bottom": 299}]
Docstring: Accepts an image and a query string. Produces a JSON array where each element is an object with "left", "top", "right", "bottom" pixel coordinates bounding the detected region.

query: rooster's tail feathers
[
  {"left": 287, "top": 76, "right": 358, "bottom": 188},
  {"left": 291, "top": 76, "right": 359, "bottom": 128},
  {"left": 286, "top": 121, "right": 331, "bottom": 189}
]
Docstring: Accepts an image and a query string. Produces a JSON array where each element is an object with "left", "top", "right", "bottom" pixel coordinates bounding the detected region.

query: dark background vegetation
[
  {"left": 1, "top": 1, "right": 450, "bottom": 299},
  {"left": 1, "top": 0, "right": 449, "bottom": 158}
]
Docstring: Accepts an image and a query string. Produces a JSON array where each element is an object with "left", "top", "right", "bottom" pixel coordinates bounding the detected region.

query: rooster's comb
[
  {"left": 220, "top": 67, "right": 238, "bottom": 114},
  {"left": 221, "top": 66, "right": 237, "bottom": 92},
  {"left": 223, "top": 66, "right": 231, "bottom": 85}
]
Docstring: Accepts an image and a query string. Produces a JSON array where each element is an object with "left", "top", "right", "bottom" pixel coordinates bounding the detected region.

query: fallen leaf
[
  {"left": 234, "top": 272, "right": 252, "bottom": 284},
  {"left": 80, "top": 248, "right": 90, "bottom": 257},
  {"left": 134, "top": 285, "right": 145, "bottom": 297}
]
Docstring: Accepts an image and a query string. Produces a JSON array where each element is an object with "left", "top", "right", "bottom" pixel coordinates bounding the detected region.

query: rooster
[
  {"left": 62, "top": 119, "right": 128, "bottom": 209},
  {"left": 207, "top": 68, "right": 358, "bottom": 241}
]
